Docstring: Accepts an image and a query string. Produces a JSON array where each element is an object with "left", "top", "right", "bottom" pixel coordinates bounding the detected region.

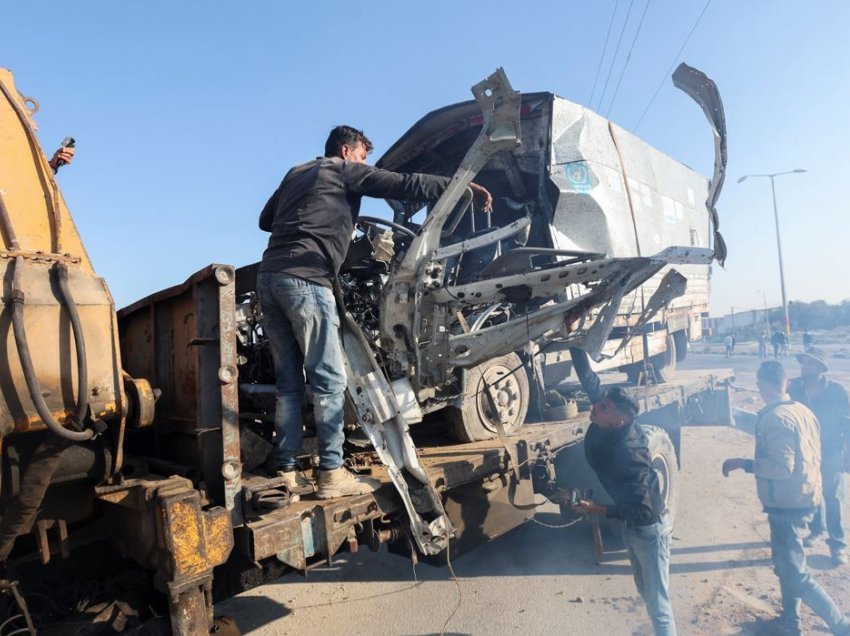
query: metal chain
[{"left": 530, "top": 514, "right": 587, "bottom": 529}]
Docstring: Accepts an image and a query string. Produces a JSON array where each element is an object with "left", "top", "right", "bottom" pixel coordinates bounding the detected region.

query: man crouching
[
  {"left": 723, "top": 360, "right": 849, "bottom": 635},
  {"left": 568, "top": 348, "right": 676, "bottom": 636}
]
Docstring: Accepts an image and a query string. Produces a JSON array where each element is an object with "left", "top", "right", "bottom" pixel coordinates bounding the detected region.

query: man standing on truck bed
[
  {"left": 568, "top": 347, "right": 676, "bottom": 636},
  {"left": 258, "top": 124, "right": 492, "bottom": 499},
  {"left": 788, "top": 347, "right": 849, "bottom": 565},
  {"left": 723, "top": 361, "right": 850, "bottom": 635}
]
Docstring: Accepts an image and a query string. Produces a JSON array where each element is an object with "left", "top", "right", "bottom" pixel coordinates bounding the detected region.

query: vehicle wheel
[
  {"left": 621, "top": 362, "right": 645, "bottom": 386},
  {"left": 640, "top": 424, "right": 679, "bottom": 519},
  {"left": 650, "top": 334, "right": 677, "bottom": 383},
  {"left": 673, "top": 329, "right": 688, "bottom": 362},
  {"left": 620, "top": 334, "right": 677, "bottom": 385},
  {"left": 447, "top": 352, "right": 530, "bottom": 442}
]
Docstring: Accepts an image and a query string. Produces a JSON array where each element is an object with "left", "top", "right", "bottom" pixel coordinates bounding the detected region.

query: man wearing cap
[
  {"left": 724, "top": 361, "right": 850, "bottom": 635},
  {"left": 789, "top": 347, "right": 850, "bottom": 565}
]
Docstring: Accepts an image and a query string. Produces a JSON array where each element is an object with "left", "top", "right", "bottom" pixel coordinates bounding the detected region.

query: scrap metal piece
[
  {"left": 433, "top": 247, "right": 711, "bottom": 369},
  {"left": 431, "top": 216, "right": 531, "bottom": 261},
  {"left": 380, "top": 68, "right": 522, "bottom": 372},
  {"left": 605, "top": 269, "right": 689, "bottom": 360},
  {"left": 428, "top": 253, "right": 645, "bottom": 306},
  {"left": 341, "top": 313, "right": 451, "bottom": 555},
  {"left": 673, "top": 63, "right": 728, "bottom": 266}
]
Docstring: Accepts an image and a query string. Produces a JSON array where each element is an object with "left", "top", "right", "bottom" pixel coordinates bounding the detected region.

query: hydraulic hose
[
  {"left": 0, "top": 191, "right": 21, "bottom": 250},
  {"left": 9, "top": 257, "right": 93, "bottom": 442},
  {"left": 54, "top": 262, "right": 89, "bottom": 423}
]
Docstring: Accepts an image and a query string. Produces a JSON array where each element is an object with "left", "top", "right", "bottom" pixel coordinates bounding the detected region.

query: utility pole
[{"left": 738, "top": 169, "right": 806, "bottom": 337}]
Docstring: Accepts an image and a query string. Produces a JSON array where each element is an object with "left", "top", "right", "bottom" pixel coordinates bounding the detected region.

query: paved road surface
[{"left": 218, "top": 353, "right": 850, "bottom": 635}]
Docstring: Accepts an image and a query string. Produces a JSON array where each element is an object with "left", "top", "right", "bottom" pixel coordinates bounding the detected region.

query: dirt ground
[{"left": 217, "top": 353, "right": 850, "bottom": 635}]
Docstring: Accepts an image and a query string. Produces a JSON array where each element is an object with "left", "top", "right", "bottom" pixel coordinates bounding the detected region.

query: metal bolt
[
  {"left": 221, "top": 462, "right": 239, "bottom": 480},
  {"left": 214, "top": 266, "right": 235, "bottom": 286},
  {"left": 218, "top": 365, "right": 238, "bottom": 384}
]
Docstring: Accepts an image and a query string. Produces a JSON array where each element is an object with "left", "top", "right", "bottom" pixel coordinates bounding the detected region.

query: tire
[
  {"left": 447, "top": 352, "right": 530, "bottom": 442},
  {"left": 673, "top": 329, "right": 688, "bottom": 363},
  {"left": 555, "top": 426, "right": 678, "bottom": 524},
  {"left": 621, "top": 362, "right": 644, "bottom": 386},
  {"left": 622, "top": 334, "right": 677, "bottom": 385},
  {"left": 650, "top": 334, "right": 677, "bottom": 383},
  {"left": 640, "top": 424, "right": 679, "bottom": 520}
]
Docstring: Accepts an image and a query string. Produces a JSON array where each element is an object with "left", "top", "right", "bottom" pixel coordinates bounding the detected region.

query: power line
[
  {"left": 595, "top": 0, "right": 636, "bottom": 112},
  {"left": 632, "top": 0, "right": 713, "bottom": 132},
  {"left": 588, "top": 0, "right": 621, "bottom": 107},
  {"left": 605, "top": 0, "right": 653, "bottom": 117}
]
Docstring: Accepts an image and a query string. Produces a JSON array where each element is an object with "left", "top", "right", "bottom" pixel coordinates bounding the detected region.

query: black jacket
[
  {"left": 259, "top": 157, "right": 450, "bottom": 286},
  {"left": 570, "top": 349, "right": 666, "bottom": 526}
]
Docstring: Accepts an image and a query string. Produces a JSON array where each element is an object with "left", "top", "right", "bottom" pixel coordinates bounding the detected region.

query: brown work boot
[
  {"left": 277, "top": 469, "right": 316, "bottom": 496},
  {"left": 316, "top": 467, "right": 381, "bottom": 499}
]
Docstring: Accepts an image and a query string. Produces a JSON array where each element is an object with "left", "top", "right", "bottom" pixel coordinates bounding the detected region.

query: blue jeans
[
  {"left": 622, "top": 511, "right": 677, "bottom": 636},
  {"left": 256, "top": 272, "right": 347, "bottom": 471},
  {"left": 768, "top": 509, "right": 847, "bottom": 631},
  {"left": 810, "top": 457, "right": 846, "bottom": 551}
]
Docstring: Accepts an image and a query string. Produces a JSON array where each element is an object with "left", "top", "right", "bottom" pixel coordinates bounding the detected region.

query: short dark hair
[
  {"left": 324, "top": 125, "right": 374, "bottom": 158},
  {"left": 757, "top": 360, "right": 786, "bottom": 388},
  {"left": 605, "top": 387, "right": 639, "bottom": 421}
]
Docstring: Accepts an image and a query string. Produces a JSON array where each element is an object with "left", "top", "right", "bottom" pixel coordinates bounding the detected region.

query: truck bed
[{"left": 240, "top": 368, "right": 734, "bottom": 578}]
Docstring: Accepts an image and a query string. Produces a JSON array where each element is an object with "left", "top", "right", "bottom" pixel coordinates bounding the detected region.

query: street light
[{"left": 737, "top": 169, "right": 807, "bottom": 337}]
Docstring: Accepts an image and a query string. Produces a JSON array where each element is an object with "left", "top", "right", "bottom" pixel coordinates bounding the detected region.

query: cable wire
[
  {"left": 439, "top": 523, "right": 463, "bottom": 636},
  {"left": 595, "top": 0, "right": 636, "bottom": 111},
  {"left": 633, "top": 0, "right": 713, "bottom": 132},
  {"left": 605, "top": 0, "right": 654, "bottom": 117},
  {"left": 588, "top": 0, "right": 621, "bottom": 106}
]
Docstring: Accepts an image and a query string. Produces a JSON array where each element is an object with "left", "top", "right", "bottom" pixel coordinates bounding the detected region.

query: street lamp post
[{"left": 737, "top": 169, "right": 806, "bottom": 337}]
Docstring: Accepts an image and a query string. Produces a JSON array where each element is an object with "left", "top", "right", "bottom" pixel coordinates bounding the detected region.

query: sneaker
[
  {"left": 832, "top": 548, "right": 848, "bottom": 566},
  {"left": 803, "top": 532, "right": 822, "bottom": 548},
  {"left": 277, "top": 469, "right": 316, "bottom": 496},
  {"left": 316, "top": 468, "right": 381, "bottom": 499}
]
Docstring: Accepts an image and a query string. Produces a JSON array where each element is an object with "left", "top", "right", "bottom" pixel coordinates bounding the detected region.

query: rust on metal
[{"left": 216, "top": 265, "right": 243, "bottom": 526}]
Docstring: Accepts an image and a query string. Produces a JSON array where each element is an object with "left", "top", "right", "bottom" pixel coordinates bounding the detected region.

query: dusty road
[{"left": 218, "top": 352, "right": 850, "bottom": 635}]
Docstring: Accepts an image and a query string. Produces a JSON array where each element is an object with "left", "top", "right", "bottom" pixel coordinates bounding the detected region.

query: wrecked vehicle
[
  {"left": 377, "top": 63, "right": 727, "bottom": 389},
  {"left": 230, "top": 66, "right": 725, "bottom": 556},
  {"left": 0, "top": 65, "right": 729, "bottom": 634}
]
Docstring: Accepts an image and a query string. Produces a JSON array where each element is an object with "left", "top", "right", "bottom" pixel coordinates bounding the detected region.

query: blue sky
[{"left": 4, "top": 1, "right": 848, "bottom": 316}]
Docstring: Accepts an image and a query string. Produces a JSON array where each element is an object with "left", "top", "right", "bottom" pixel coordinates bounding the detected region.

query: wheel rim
[{"left": 475, "top": 363, "right": 524, "bottom": 434}]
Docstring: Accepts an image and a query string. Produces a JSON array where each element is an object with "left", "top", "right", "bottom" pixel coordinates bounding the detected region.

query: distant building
[{"left": 703, "top": 307, "right": 778, "bottom": 336}]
